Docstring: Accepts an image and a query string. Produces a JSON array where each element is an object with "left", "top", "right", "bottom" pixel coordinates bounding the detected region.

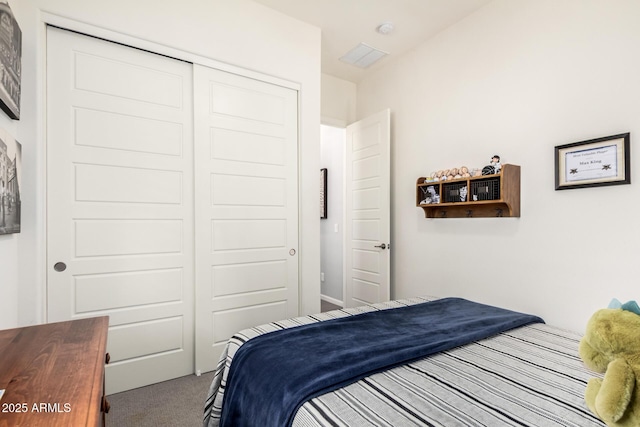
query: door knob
[
  {"left": 374, "top": 243, "right": 386, "bottom": 249},
  {"left": 53, "top": 262, "right": 67, "bottom": 272}
]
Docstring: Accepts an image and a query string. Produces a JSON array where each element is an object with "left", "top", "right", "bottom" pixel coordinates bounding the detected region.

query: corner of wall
[{"left": 321, "top": 73, "right": 356, "bottom": 125}]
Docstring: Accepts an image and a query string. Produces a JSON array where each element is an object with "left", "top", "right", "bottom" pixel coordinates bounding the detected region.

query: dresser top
[{"left": 0, "top": 316, "right": 109, "bottom": 427}]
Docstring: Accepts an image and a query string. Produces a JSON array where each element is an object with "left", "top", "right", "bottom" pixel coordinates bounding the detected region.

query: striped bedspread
[{"left": 203, "top": 297, "right": 605, "bottom": 427}]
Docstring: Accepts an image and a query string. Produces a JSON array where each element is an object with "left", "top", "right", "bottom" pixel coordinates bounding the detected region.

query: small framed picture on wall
[
  {"left": 0, "top": 2, "right": 21, "bottom": 120},
  {"left": 320, "top": 168, "right": 327, "bottom": 219},
  {"left": 0, "top": 128, "right": 21, "bottom": 234},
  {"left": 555, "top": 133, "right": 630, "bottom": 190}
]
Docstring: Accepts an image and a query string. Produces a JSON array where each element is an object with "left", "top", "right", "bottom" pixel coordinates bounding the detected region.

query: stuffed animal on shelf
[
  {"left": 491, "top": 155, "right": 502, "bottom": 173},
  {"left": 482, "top": 155, "right": 502, "bottom": 175},
  {"left": 578, "top": 303, "right": 640, "bottom": 427},
  {"left": 419, "top": 186, "right": 439, "bottom": 204},
  {"left": 449, "top": 167, "right": 459, "bottom": 179}
]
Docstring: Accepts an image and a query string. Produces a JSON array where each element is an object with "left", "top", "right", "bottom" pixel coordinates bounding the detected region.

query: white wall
[
  {"left": 321, "top": 73, "right": 357, "bottom": 127},
  {"left": 357, "top": 0, "right": 640, "bottom": 332},
  {"left": 0, "top": 233, "right": 18, "bottom": 328},
  {"left": 3, "top": 0, "right": 321, "bottom": 328},
  {"left": 0, "top": 1, "right": 37, "bottom": 330},
  {"left": 320, "top": 125, "right": 345, "bottom": 303}
]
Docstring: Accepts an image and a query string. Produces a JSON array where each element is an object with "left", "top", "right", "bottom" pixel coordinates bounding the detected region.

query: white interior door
[
  {"left": 344, "top": 109, "right": 391, "bottom": 307},
  {"left": 46, "top": 27, "right": 194, "bottom": 394},
  {"left": 193, "top": 65, "right": 299, "bottom": 373}
]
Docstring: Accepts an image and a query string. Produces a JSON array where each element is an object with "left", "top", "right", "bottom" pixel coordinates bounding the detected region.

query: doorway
[
  {"left": 320, "top": 125, "right": 345, "bottom": 311},
  {"left": 320, "top": 109, "right": 391, "bottom": 311}
]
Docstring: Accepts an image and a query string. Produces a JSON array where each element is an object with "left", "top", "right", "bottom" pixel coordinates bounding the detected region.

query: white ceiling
[{"left": 252, "top": 0, "right": 493, "bottom": 82}]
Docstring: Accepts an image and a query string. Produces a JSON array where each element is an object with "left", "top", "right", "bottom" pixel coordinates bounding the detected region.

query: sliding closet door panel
[
  {"left": 46, "top": 27, "right": 194, "bottom": 395},
  {"left": 194, "top": 65, "right": 299, "bottom": 373}
]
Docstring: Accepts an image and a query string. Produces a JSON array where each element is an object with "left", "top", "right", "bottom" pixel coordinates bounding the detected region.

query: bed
[{"left": 203, "top": 296, "right": 605, "bottom": 427}]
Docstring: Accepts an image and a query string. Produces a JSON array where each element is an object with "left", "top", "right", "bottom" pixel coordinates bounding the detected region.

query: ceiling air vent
[{"left": 339, "top": 43, "right": 388, "bottom": 69}]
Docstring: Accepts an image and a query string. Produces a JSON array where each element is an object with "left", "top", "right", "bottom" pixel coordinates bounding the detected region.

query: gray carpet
[
  {"left": 321, "top": 300, "right": 341, "bottom": 312},
  {"left": 108, "top": 301, "right": 336, "bottom": 426},
  {"left": 106, "top": 372, "right": 215, "bottom": 426}
]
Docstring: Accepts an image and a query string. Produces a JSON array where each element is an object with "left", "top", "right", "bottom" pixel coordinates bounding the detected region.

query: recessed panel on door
[
  {"left": 75, "top": 268, "right": 183, "bottom": 313},
  {"left": 108, "top": 317, "right": 184, "bottom": 362},
  {"left": 353, "top": 187, "right": 380, "bottom": 210},
  {"left": 211, "top": 219, "right": 286, "bottom": 251},
  {"left": 74, "top": 220, "right": 183, "bottom": 257},
  {"left": 74, "top": 164, "right": 183, "bottom": 205},
  {"left": 74, "top": 51, "right": 184, "bottom": 107},
  {"left": 353, "top": 123, "right": 380, "bottom": 151},
  {"left": 352, "top": 249, "right": 380, "bottom": 274},
  {"left": 212, "top": 261, "right": 287, "bottom": 297},
  {"left": 75, "top": 108, "right": 183, "bottom": 156},
  {"left": 353, "top": 156, "right": 381, "bottom": 181},
  {"left": 212, "top": 174, "right": 285, "bottom": 206},
  {"left": 211, "top": 128, "right": 285, "bottom": 165},
  {"left": 212, "top": 302, "right": 288, "bottom": 344},
  {"left": 352, "top": 219, "right": 380, "bottom": 242},
  {"left": 352, "top": 279, "right": 380, "bottom": 304},
  {"left": 210, "top": 83, "right": 285, "bottom": 124}
]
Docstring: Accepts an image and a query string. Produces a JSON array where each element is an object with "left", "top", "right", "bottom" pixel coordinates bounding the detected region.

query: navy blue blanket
[{"left": 219, "top": 297, "right": 544, "bottom": 427}]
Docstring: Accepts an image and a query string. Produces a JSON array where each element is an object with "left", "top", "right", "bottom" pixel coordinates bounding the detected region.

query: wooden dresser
[{"left": 0, "top": 316, "right": 109, "bottom": 427}]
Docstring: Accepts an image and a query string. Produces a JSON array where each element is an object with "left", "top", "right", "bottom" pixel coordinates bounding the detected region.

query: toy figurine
[
  {"left": 491, "top": 155, "right": 502, "bottom": 173},
  {"left": 482, "top": 155, "right": 502, "bottom": 175},
  {"left": 420, "top": 186, "right": 439, "bottom": 204},
  {"left": 459, "top": 186, "right": 468, "bottom": 202}
]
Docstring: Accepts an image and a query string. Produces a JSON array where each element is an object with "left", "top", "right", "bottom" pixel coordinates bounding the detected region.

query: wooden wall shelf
[{"left": 416, "top": 164, "right": 520, "bottom": 218}]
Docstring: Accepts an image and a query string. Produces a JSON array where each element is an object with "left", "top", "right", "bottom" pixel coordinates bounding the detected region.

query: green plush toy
[{"left": 579, "top": 307, "right": 640, "bottom": 426}]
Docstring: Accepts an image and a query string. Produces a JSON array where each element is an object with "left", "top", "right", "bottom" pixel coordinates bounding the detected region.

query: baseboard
[{"left": 321, "top": 294, "right": 343, "bottom": 307}]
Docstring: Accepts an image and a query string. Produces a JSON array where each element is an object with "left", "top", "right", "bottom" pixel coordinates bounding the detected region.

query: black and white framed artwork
[
  {"left": 0, "top": 2, "right": 21, "bottom": 120},
  {"left": 320, "top": 168, "right": 327, "bottom": 219},
  {"left": 0, "top": 128, "right": 21, "bottom": 234}
]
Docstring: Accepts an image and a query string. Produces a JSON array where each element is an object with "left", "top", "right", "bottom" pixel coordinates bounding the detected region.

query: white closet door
[
  {"left": 193, "top": 65, "right": 299, "bottom": 373},
  {"left": 46, "top": 27, "right": 194, "bottom": 394}
]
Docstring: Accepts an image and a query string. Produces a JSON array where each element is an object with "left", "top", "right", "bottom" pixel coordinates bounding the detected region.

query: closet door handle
[
  {"left": 374, "top": 243, "right": 386, "bottom": 249},
  {"left": 53, "top": 262, "right": 67, "bottom": 272}
]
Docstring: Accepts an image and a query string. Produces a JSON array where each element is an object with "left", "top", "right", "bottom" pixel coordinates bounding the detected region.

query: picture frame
[
  {"left": 0, "top": 129, "right": 21, "bottom": 234},
  {"left": 555, "top": 133, "right": 630, "bottom": 190},
  {"left": 320, "top": 168, "right": 327, "bottom": 219},
  {"left": 0, "top": 2, "right": 21, "bottom": 120}
]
